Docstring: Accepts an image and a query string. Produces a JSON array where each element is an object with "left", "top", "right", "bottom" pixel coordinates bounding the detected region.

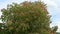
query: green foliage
[
  {"left": 0, "top": 1, "right": 57, "bottom": 34},
  {"left": 52, "top": 26, "right": 58, "bottom": 32}
]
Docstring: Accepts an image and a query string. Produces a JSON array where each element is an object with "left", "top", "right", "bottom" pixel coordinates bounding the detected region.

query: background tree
[{"left": 0, "top": 1, "right": 58, "bottom": 34}]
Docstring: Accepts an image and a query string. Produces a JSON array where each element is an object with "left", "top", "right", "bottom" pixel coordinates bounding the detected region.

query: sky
[{"left": 0, "top": 0, "right": 60, "bottom": 32}]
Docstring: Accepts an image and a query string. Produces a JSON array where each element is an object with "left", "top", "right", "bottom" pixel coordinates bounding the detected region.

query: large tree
[{"left": 1, "top": 1, "right": 58, "bottom": 34}]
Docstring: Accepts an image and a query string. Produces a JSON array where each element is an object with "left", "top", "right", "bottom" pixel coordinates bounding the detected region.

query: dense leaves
[{"left": 0, "top": 1, "right": 58, "bottom": 34}]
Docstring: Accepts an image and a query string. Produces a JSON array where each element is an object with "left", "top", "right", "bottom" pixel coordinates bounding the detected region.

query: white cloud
[
  {"left": 41, "top": 0, "right": 58, "bottom": 8},
  {"left": 50, "top": 19, "right": 60, "bottom": 32}
]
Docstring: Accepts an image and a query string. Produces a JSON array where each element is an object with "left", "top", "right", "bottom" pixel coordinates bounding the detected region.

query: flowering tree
[{"left": 1, "top": 1, "right": 58, "bottom": 34}]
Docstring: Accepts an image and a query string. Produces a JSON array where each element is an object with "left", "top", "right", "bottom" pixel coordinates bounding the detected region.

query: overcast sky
[{"left": 0, "top": 0, "right": 60, "bottom": 32}]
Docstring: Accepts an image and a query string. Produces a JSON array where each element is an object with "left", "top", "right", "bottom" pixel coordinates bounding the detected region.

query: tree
[
  {"left": 1, "top": 1, "right": 57, "bottom": 34},
  {"left": 52, "top": 26, "right": 58, "bottom": 32}
]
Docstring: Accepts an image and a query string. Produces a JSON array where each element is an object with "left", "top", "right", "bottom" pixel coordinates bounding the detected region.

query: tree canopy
[{"left": 0, "top": 1, "right": 58, "bottom": 34}]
